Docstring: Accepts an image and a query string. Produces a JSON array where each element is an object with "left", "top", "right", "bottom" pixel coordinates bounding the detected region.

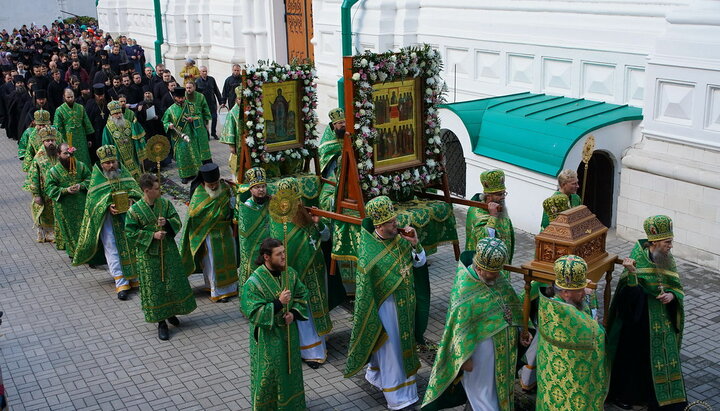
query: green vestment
[
  {"left": 102, "top": 118, "right": 146, "bottom": 180},
  {"left": 606, "top": 240, "right": 686, "bottom": 406},
  {"left": 465, "top": 193, "right": 514, "bottom": 261},
  {"left": 72, "top": 164, "right": 142, "bottom": 283},
  {"left": 162, "top": 102, "right": 201, "bottom": 178},
  {"left": 125, "top": 197, "right": 197, "bottom": 323},
  {"left": 269, "top": 218, "right": 332, "bottom": 336},
  {"left": 54, "top": 102, "right": 95, "bottom": 167},
  {"left": 179, "top": 182, "right": 237, "bottom": 288},
  {"left": 45, "top": 160, "right": 91, "bottom": 258},
  {"left": 422, "top": 251, "right": 522, "bottom": 411},
  {"left": 18, "top": 127, "right": 34, "bottom": 163},
  {"left": 23, "top": 148, "right": 58, "bottom": 231},
  {"left": 536, "top": 295, "right": 608, "bottom": 410},
  {"left": 540, "top": 191, "right": 582, "bottom": 230},
  {"left": 21, "top": 126, "right": 64, "bottom": 173},
  {"left": 240, "top": 264, "right": 309, "bottom": 410},
  {"left": 236, "top": 195, "right": 271, "bottom": 286},
  {"left": 318, "top": 125, "right": 342, "bottom": 222},
  {"left": 220, "top": 103, "right": 241, "bottom": 150},
  {"left": 186, "top": 92, "right": 212, "bottom": 161},
  {"left": 344, "top": 219, "right": 420, "bottom": 378}
]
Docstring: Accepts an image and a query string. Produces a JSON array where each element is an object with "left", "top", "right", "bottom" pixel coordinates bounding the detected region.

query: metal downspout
[
  {"left": 153, "top": 0, "right": 164, "bottom": 66},
  {"left": 338, "top": 0, "right": 360, "bottom": 109}
]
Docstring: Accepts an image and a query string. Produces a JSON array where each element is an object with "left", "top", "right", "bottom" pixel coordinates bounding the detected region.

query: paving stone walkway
[{"left": 0, "top": 126, "right": 718, "bottom": 410}]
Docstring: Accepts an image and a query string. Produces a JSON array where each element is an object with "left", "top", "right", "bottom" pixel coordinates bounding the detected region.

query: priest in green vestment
[
  {"left": 240, "top": 238, "right": 309, "bottom": 410},
  {"left": 318, "top": 108, "right": 345, "bottom": 219},
  {"left": 45, "top": 143, "right": 92, "bottom": 258},
  {"left": 180, "top": 163, "right": 238, "bottom": 302},
  {"left": 344, "top": 196, "right": 426, "bottom": 410},
  {"left": 102, "top": 100, "right": 146, "bottom": 181},
  {"left": 606, "top": 215, "right": 687, "bottom": 410},
  {"left": 540, "top": 169, "right": 582, "bottom": 230},
  {"left": 73, "top": 145, "right": 142, "bottom": 301},
  {"left": 536, "top": 255, "right": 609, "bottom": 411},
  {"left": 126, "top": 173, "right": 197, "bottom": 341},
  {"left": 270, "top": 178, "right": 332, "bottom": 367},
  {"left": 53, "top": 88, "right": 95, "bottom": 167},
  {"left": 219, "top": 86, "right": 242, "bottom": 162},
  {"left": 185, "top": 80, "right": 212, "bottom": 162},
  {"left": 23, "top": 128, "right": 60, "bottom": 243},
  {"left": 163, "top": 87, "right": 201, "bottom": 183},
  {"left": 422, "top": 237, "right": 529, "bottom": 411},
  {"left": 236, "top": 167, "right": 271, "bottom": 287},
  {"left": 465, "top": 170, "right": 514, "bottom": 263},
  {"left": 21, "top": 110, "right": 61, "bottom": 173}
]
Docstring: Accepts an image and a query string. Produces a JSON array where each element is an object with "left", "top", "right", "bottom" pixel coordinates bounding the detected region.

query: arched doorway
[
  {"left": 577, "top": 151, "right": 614, "bottom": 227},
  {"left": 440, "top": 129, "right": 466, "bottom": 197}
]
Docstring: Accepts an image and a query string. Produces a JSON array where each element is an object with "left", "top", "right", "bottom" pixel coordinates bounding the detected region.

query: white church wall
[{"left": 616, "top": 1, "right": 720, "bottom": 271}]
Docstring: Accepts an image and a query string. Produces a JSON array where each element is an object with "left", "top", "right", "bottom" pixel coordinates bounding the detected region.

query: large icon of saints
[
  {"left": 371, "top": 78, "right": 422, "bottom": 172},
  {"left": 263, "top": 80, "right": 301, "bottom": 150}
]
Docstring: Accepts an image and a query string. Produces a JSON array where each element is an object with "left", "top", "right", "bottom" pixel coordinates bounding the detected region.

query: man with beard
[
  {"left": 125, "top": 173, "right": 196, "bottom": 341},
  {"left": 195, "top": 66, "right": 222, "bottom": 139},
  {"left": 159, "top": 79, "right": 177, "bottom": 116},
  {"left": 19, "top": 109, "right": 57, "bottom": 172},
  {"left": 136, "top": 91, "right": 166, "bottom": 154},
  {"left": 64, "top": 58, "right": 89, "bottom": 84},
  {"left": 236, "top": 167, "right": 271, "bottom": 286},
  {"left": 318, "top": 108, "right": 346, "bottom": 220},
  {"left": 6, "top": 75, "right": 31, "bottom": 140},
  {"left": 107, "top": 75, "right": 124, "bottom": 101},
  {"left": 45, "top": 142, "right": 92, "bottom": 259},
  {"left": 19, "top": 87, "right": 53, "bottom": 133},
  {"left": 540, "top": 169, "right": 582, "bottom": 230},
  {"left": 162, "top": 87, "right": 201, "bottom": 183},
  {"left": 126, "top": 73, "right": 143, "bottom": 105},
  {"left": 54, "top": 88, "right": 95, "bottom": 167},
  {"left": 153, "top": 70, "right": 173, "bottom": 105},
  {"left": 423, "top": 237, "right": 530, "bottom": 411},
  {"left": 240, "top": 238, "right": 309, "bottom": 410},
  {"left": 220, "top": 64, "right": 242, "bottom": 110},
  {"left": 23, "top": 128, "right": 60, "bottom": 243},
  {"left": 269, "top": 178, "right": 332, "bottom": 368},
  {"left": 102, "top": 100, "right": 146, "bottom": 180},
  {"left": 85, "top": 83, "right": 110, "bottom": 163},
  {"left": 180, "top": 163, "right": 238, "bottom": 302},
  {"left": 344, "top": 196, "right": 426, "bottom": 410},
  {"left": 536, "top": 255, "right": 609, "bottom": 410},
  {"left": 184, "top": 80, "right": 212, "bottom": 163},
  {"left": 73, "top": 145, "right": 142, "bottom": 300},
  {"left": 465, "top": 170, "right": 514, "bottom": 261},
  {"left": 606, "top": 216, "right": 687, "bottom": 410}
]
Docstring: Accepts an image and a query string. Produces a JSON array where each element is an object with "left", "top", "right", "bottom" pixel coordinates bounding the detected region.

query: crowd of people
[{"left": 5, "top": 20, "right": 690, "bottom": 411}]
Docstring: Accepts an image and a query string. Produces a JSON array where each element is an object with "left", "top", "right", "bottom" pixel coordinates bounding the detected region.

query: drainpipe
[
  {"left": 338, "top": 0, "right": 360, "bottom": 109},
  {"left": 153, "top": 0, "right": 164, "bottom": 66}
]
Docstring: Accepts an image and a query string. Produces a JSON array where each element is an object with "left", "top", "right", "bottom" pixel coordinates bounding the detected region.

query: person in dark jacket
[
  {"left": 84, "top": 83, "right": 110, "bottom": 163},
  {"left": 220, "top": 64, "right": 242, "bottom": 110},
  {"left": 196, "top": 66, "right": 223, "bottom": 139}
]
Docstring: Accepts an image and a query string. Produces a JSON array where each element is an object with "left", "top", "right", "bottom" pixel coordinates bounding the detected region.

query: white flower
[
  {"left": 352, "top": 73, "right": 361, "bottom": 81},
  {"left": 362, "top": 183, "right": 369, "bottom": 190},
  {"left": 256, "top": 132, "right": 263, "bottom": 137},
  {"left": 434, "top": 148, "right": 440, "bottom": 154},
  {"left": 426, "top": 88, "right": 433, "bottom": 95},
  {"left": 426, "top": 77, "right": 435, "bottom": 85},
  {"left": 369, "top": 73, "right": 377, "bottom": 81},
  {"left": 355, "top": 139, "right": 363, "bottom": 148},
  {"left": 378, "top": 72, "right": 388, "bottom": 82},
  {"left": 246, "top": 137, "right": 255, "bottom": 145},
  {"left": 258, "top": 117, "right": 264, "bottom": 123},
  {"left": 246, "top": 121, "right": 253, "bottom": 127},
  {"left": 426, "top": 159, "right": 437, "bottom": 168},
  {"left": 360, "top": 58, "right": 368, "bottom": 67},
  {"left": 371, "top": 179, "right": 378, "bottom": 187},
  {"left": 390, "top": 55, "right": 397, "bottom": 62},
  {"left": 410, "top": 52, "right": 417, "bottom": 59}
]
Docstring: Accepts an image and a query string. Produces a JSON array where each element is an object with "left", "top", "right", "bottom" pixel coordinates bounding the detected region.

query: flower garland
[
  {"left": 242, "top": 61, "right": 319, "bottom": 164},
  {"left": 350, "top": 44, "right": 447, "bottom": 200}
]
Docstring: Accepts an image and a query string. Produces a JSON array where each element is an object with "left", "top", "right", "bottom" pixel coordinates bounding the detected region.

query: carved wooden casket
[{"left": 529, "top": 205, "right": 608, "bottom": 272}]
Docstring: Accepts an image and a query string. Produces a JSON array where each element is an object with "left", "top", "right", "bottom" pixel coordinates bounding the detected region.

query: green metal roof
[{"left": 440, "top": 92, "right": 643, "bottom": 177}]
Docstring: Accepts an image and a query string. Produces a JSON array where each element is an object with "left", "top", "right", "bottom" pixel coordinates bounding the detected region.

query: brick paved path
[{"left": 1, "top": 127, "right": 718, "bottom": 410}]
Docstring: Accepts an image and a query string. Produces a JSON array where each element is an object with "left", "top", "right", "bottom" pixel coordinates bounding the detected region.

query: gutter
[{"left": 338, "top": 0, "right": 360, "bottom": 109}]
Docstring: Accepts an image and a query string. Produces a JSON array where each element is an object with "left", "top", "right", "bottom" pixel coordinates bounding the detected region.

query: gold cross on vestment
[
  {"left": 400, "top": 265, "right": 411, "bottom": 278},
  {"left": 653, "top": 322, "right": 661, "bottom": 332},
  {"left": 670, "top": 359, "right": 678, "bottom": 368},
  {"left": 655, "top": 361, "right": 665, "bottom": 372}
]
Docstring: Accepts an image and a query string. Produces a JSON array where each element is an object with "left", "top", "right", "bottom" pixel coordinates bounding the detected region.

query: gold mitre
[
  {"left": 107, "top": 100, "right": 123, "bottom": 115},
  {"left": 554, "top": 255, "right": 588, "bottom": 290},
  {"left": 366, "top": 195, "right": 396, "bottom": 226},
  {"left": 97, "top": 144, "right": 119, "bottom": 163}
]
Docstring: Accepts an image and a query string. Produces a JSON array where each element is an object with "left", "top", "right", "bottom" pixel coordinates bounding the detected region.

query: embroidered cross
[
  {"left": 653, "top": 322, "right": 661, "bottom": 332},
  {"left": 400, "top": 265, "right": 411, "bottom": 278},
  {"left": 654, "top": 361, "right": 665, "bottom": 372},
  {"left": 309, "top": 236, "right": 317, "bottom": 250},
  {"left": 669, "top": 359, "right": 678, "bottom": 368}
]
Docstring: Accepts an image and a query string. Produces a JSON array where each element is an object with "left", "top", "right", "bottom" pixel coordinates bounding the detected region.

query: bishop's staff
[
  {"left": 268, "top": 189, "right": 299, "bottom": 374},
  {"left": 146, "top": 134, "right": 171, "bottom": 281},
  {"left": 580, "top": 135, "right": 595, "bottom": 203}
]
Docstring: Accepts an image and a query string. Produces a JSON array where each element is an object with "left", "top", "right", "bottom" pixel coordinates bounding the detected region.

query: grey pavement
[{"left": 1, "top": 127, "right": 718, "bottom": 410}]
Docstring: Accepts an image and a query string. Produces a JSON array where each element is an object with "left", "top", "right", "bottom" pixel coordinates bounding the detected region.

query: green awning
[{"left": 440, "top": 92, "right": 643, "bottom": 177}]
